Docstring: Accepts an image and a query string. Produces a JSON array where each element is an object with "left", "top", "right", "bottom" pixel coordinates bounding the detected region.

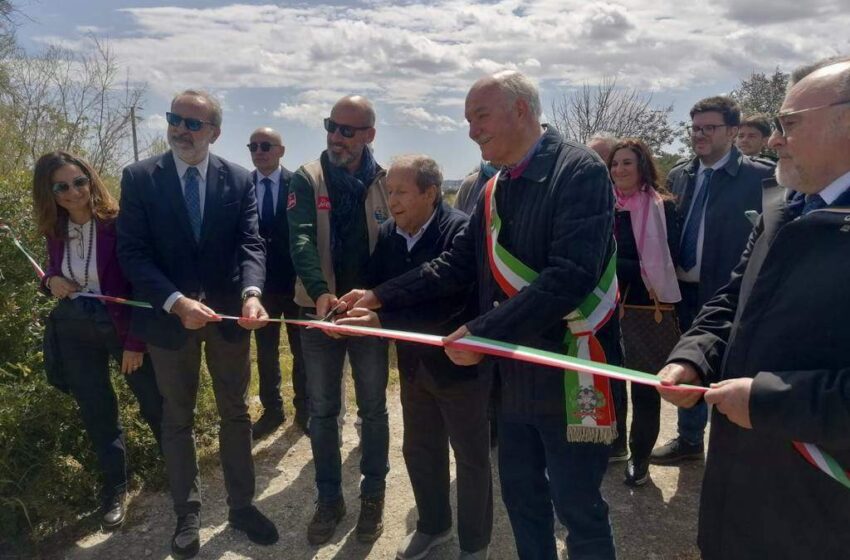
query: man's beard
[
  {"left": 327, "top": 143, "right": 360, "bottom": 168},
  {"left": 776, "top": 160, "right": 800, "bottom": 189},
  {"left": 169, "top": 135, "right": 207, "bottom": 163}
]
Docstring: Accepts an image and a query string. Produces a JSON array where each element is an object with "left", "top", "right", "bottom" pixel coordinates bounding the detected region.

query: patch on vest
[
  {"left": 317, "top": 196, "right": 331, "bottom": 211},
  {"left": 374, "top": 207, "right": 389, "bottom": 223},
  {"left": 287, "top": 192, "right": 297, "bottom": 210}
]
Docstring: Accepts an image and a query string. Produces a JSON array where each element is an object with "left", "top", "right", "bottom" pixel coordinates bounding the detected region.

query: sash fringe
[{"left": 567, "top": 424, "right": 618, "bottom": 444}]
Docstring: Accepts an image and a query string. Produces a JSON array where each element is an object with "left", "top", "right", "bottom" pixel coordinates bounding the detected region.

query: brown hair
[
  {"left": 607, "top": 138, "right": 673, "bottom": 199},
  {"left": 32, "top": 151, "right": 118, "bottom": 240},
  {"left": 740, "top": 114, "right": 772, "bottom": 138}
]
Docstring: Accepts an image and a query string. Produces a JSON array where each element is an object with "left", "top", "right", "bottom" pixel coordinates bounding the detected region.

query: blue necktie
[
  {"left": 184, "top": 166, "right": 201, "bottom": 242},
  {"left": 260, "top": 177, "right": 274, "bottom": 232},
  {"left": 679, "top": 168, "right": 713, "bottom": 272},
  {"left": 802, "top": 194, "right": 827, "bottom": 215}
]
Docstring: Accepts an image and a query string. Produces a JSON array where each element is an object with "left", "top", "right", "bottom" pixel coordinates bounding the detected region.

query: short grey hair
[
  {"left": 172, "top": 89, "right": 223, "bottom": 127},
  {"left": 491, "top": 70, "right": 542, "bottom": 119},
  {"left": 391, "top": 154, "right": 443, "bottom": 206},
  {"left": 788, "top": 56, "right": 850, "bottom": 99}
]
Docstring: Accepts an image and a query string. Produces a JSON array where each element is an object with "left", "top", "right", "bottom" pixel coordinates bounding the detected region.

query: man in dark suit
[
  {"left": 247, "top": 126, "right": 307, "bottom": 438},
  {"left": 651, "top": 96, "right": 774, "bottom": 465},
  {"left": 117, "top": 90, "right": 278, "bottom": 558},
  {"left": 658, "top": 56, "right": 850, "bottom": 560}
]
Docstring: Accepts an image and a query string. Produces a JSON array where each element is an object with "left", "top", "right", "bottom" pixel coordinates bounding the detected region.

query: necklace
[{"left": 66, "top": 219, "right": 95, "bottom": 290}]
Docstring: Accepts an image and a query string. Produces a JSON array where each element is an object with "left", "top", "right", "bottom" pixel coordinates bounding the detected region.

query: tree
[
  {"left": 730, "top": 69, "right": 788, "bottom": 117},
  {"left": 548, "top": 77, "right": 675, "bottom": 154}
]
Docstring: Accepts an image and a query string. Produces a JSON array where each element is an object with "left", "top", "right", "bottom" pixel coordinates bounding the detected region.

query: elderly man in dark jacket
[
  {"left": 342, "top": 71, "right": 618, "bottom": 560},
  {"left": 659, "top": 56, "right": 850, "bottom": 559}
]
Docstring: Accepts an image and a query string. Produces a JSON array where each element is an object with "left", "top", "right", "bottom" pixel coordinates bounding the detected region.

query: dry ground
[{"left": 59, "top": 389, "right": 705, "bottom": 560}]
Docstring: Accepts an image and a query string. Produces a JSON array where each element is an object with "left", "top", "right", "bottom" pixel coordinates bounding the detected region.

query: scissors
[{"left": 306, "top": 302, "right": 346, "bottom": 322}]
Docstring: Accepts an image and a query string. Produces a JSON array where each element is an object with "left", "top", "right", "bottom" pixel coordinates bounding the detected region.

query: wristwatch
[{"left": 242, "top": 289, "right": 262, "bottom": 302}]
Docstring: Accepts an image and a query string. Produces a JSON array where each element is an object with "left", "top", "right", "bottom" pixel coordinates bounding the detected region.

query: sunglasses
[
  {"left": 247, "top": 141, "right": 281, "bottom": 153},
  {"left": 52, "top": 175, "right": 90, "bottom": 194},
  {"left": 166, "top": 111, "right": 215, "bottom": 132},
  {"left": 323, "top": 118, "right": 371, "bottom": 138},
  {"left": 773, "top": 99, "right": 850, "bottom": 136}
]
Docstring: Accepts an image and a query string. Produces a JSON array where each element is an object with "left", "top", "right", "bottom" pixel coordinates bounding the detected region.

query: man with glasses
[
  {"left": 286, "top": 95, "right": 390, "bottom": 545},
  {"left": 651, "top": 96, "right": 774, "bottom": 466},
  {"left": 117, "top": 90, "right": 277, "bottom": 558},
  {"left": 658, "top": 56, "right": 850, "bottom": 560},
  {"left": 245, "top": 127, "right": 308, "bottom": 438}
]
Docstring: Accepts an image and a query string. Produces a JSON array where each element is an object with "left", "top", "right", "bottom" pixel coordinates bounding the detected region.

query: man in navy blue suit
[{"left": 117, "top": 90, "right": 277, "bottom": 558}]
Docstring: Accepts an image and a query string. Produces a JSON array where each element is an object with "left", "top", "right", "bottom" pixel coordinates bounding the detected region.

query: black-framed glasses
[
  {"left": 166, "top": 111, "right": 215, "bottom": 132},
  {"left": 52, "top": 175, "right": 90, "bottom": 194},
  {"left": 773, "top": 99, "right": 850, "bottom": 136},
  {"left": 247, "top": 141, "right": 281, "bottom": 153},
  {"left": 690, "top": 124, "right": 728, "bottom": 136},
  {"left": 323, "top": 118, "right": 371, "bottom": 138}
]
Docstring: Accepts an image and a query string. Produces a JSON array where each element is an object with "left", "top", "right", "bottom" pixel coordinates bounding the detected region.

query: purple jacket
[{"left": 41, "top": 218, "right": 145, "bottom": 352}]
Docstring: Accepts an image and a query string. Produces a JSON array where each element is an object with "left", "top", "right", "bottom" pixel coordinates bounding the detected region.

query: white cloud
[{"left": 396, "top": 106, "right": 463, "bottom": 132}]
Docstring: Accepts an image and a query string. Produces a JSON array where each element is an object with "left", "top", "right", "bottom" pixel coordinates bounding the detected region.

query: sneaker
[
  {"left": 459, "top": 545, "right": 489, "bottom": 560},
  {"left": 101, "top": 492, "right": 127, "bottom": 529},
  {"left": 623, "top": 458, "right": 650, "bottom": 487},
  {"left": 307, "top": 497, "right": 346, "bottom": 545},
  {"left": 252, "top": 409, "right": 285, "bottom": 440},
  {"left": 649, "top": 437, "right": 704, "bottom": 465},
  {"left": 171, "top": 512, "right": 201, "bottom": 559},
  {"left": 228, "top": 505, "right": 279, "bottom": 545},
  {"left": 608, "top": 446, "right": 629, "bottom": 463},
  {"left": 396, "top": 529, "right": 452, "bottom": 560},
  {"left": 355, "top": 494, "right": 385, "bottom": 543}
]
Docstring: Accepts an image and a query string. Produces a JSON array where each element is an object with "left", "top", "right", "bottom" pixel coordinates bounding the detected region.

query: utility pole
[{"left": 130, "top": 105, "right": 140, "bottom": 162}]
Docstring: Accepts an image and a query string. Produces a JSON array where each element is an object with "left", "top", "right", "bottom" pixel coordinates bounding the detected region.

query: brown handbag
[{"left": 619, "top": 286, "right": 682, "bottom": 374}]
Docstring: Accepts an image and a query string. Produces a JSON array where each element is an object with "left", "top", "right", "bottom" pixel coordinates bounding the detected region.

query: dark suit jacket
[
  {"left": 41, "top": 218, "right": 147, "bottom": 352},
  {"left": 668, "top": 184, "right": 850, "bottom": 560},
  {"left": 117, "top": 151, "right": 266, "bottom": 349},
  {"left": 667, "top": 147, "right": 774, "bottom": 307},
  {"left": 252, "top": 168, "right": 295, "bottom": 296}
]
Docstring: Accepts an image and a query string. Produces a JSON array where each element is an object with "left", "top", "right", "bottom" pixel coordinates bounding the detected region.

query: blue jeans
[
  {"left": 301, "top": 327, "right": 389, "bottom": 502},
  {"left": 677, "top": 401, "right": 708, "bottom": 446},
  {"left": 498, "top": 415, "right": 616, "bottom": 560}
]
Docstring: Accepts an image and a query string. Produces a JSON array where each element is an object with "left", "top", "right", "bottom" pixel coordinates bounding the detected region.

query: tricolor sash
[{"left": 484, "top": 172, "right": 619, "bottom": 443}]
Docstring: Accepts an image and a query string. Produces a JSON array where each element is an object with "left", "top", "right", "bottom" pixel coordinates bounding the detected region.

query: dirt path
[{"left": 62, "top": 391, "right": 703, "bottom": 560}]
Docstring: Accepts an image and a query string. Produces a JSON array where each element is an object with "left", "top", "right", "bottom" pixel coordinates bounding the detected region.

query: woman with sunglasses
[
  {"left": 32, "top": 151, "right": 163, "bottom": 529},
  {"left": 607, "top": 139, "right": 681, "bottom": 487}
]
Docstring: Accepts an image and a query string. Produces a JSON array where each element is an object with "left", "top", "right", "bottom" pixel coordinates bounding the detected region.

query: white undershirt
[{"left": 63, "top": 220, "right": 101, "bottom": 296}]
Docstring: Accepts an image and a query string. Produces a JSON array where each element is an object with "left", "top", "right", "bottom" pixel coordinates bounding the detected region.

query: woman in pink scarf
[{"left": 608, "top": 138, "right": 681, "bottom": 487}]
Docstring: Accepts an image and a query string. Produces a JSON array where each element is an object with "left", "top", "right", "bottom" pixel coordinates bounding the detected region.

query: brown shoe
[
  {"left": 355, "top": 495, "right": 384, "bottom": 543},
  {"left": 307, "top": 497, "right": 345, "bottom": 545}
]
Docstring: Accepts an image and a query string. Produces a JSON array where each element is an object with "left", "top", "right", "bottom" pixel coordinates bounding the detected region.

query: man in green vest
[{"left": 286, "top": 95, "right": 391, "bottom": 546}]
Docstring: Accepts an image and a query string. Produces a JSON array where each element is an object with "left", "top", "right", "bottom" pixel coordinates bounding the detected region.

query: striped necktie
[
  {"left": 679, "top": 168, "right": 713, "bottom": 271},
  {"left": 184, "top": 166, "right": 201, "bottom": 241}
]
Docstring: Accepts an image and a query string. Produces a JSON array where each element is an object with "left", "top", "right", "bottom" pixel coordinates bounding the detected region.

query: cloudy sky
[{"left": 18, "top": 0, "right": 850, "bottom": 178}]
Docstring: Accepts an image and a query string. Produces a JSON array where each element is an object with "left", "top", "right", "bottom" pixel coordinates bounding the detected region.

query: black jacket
[
  {"left": 667, "top": 147, "right": 773, "bottom": 306},
  {"left": 252, "top": 168, "right": 296, "bottom": 296},
  {"left": 368, "top": 202, "right": 477, "bottom": 385},
  {"left": 375, "top": 127, "right": 617, "bottom": 419},
  {"left": 668, "top": 184, "right": 850, "bottom": 560}
]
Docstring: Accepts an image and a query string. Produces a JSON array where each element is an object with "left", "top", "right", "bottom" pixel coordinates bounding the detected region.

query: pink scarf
[{"left": 615, "top": 185, "right": 681, "bottom": 303}]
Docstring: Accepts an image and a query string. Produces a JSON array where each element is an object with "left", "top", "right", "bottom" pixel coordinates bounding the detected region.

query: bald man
[
  {"left": 286, "top": 96, "right": 391, "bottom": 546},
  {"left": 246, "top": 127, "right": 307, "bottom": 439},
  {"left": 659, "top": 56, "right": 850, "bottom": 559}
]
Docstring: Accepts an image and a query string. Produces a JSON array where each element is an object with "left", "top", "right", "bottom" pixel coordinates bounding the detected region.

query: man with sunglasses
[
  {"left": 286, "top": 95, "right": 390, "bottom": 545},
  {"left": 658, "top": 56, "right": 850, "bottom": 560},
  {"left": 650, "top": 95, "right": 774, "bottom": 466},
  {"left": 245, "top": 127, "right": 308, "bottom": 438},
  {"left": 117, "top": 90, "right": 277, "bottom": 558}
]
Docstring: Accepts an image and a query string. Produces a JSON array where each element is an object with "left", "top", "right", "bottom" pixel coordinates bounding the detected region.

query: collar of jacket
[
  {"left": 686, "top": 145, "right": 744, "bottom": 178},
  {"left": 511, "top": 125, "right": 563, "bottom": 184}
]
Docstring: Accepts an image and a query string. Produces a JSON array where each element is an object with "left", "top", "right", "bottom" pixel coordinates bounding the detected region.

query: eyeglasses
[
  {"left": 690, "top": 124, "right": 728, "bottom": 136},
  {"left": 323, "top": 118, "right": 371, "bottom": 138},
  {"left": 772, "top": 99, "right": 850, "bottom": 136},
  {"left": 52, "top": 175, "right": 90, "bottom": 194},
  {"left": 247, "top": 141, "right": 282, "bottom": 153},
  {"left": 165, "top": 111, "right": 215, "bottom": 132}
]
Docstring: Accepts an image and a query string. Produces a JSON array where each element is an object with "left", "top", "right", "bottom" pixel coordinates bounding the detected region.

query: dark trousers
[
  {"left": 628, "top": 384, "right": 660, "bottom": 463},
  {"left": 148, "top": 324, "right": 254, "bottom": 516},
  {"left": 300, "top": 323, "right": 389, "bottom": 502},
  {"left": 400, "top": 365, "right": 493, "bottom": 553},
  {"left": 253, "top": 293, "right": 306, "bottom": 415},
  {"left": 52, "top": 298, "right": 162, "bottom": 498},
  {"left": 676, "top": 281, "right": 708, "bottom": 445},
  {"left": 499, "top": 415, "right": 616, "bottom": 560}
]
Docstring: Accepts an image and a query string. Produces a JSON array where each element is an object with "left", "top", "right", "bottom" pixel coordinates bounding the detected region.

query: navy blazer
[
  {"left": 117, "top": 151, "right": 266, "bottom": 349},
  {"left": 251, "top": 167, "right": 296, "bottom": 296}
]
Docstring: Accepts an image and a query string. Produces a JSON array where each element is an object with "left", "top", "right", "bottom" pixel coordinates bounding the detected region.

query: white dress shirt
[
  {"left": 173, "top": 152, "right": 210, "bottom": 217},
  {"left": 395, "top": 207, "right": 438, "bottom": 252},
  {"left": 817, "top": 169, "right": 850, "bottom": 205}
]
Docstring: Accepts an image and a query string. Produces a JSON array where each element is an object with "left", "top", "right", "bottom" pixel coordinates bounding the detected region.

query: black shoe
[
  {"left": 355, "top": 494, "right": 384, "bottom": 543},
  {"left": 101, "top": 492, "right": 127, "bottom": 529},
  {"left": 252, "top": 409, "right": 285, "bottom": 440},
  {"left": 171, "top": 513, "right": 201, "bottom": 559},
  {"left": 649, "top": 437, "right": 704, "bottom": 465},
  {"left": 608, "top": 446, "right": 629, "bottom": 463},
  {"left": 624, "top": 458, "right": 650, "bottom": 487},
  {"left": 307, "top": 497, "right": 346, "bottom": 545},
  {"left": 294, "top": 411, "right": 310, "bottom": 435},
  {"left": 229, "top": 505, "right": 279, "bottom": 545}
]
